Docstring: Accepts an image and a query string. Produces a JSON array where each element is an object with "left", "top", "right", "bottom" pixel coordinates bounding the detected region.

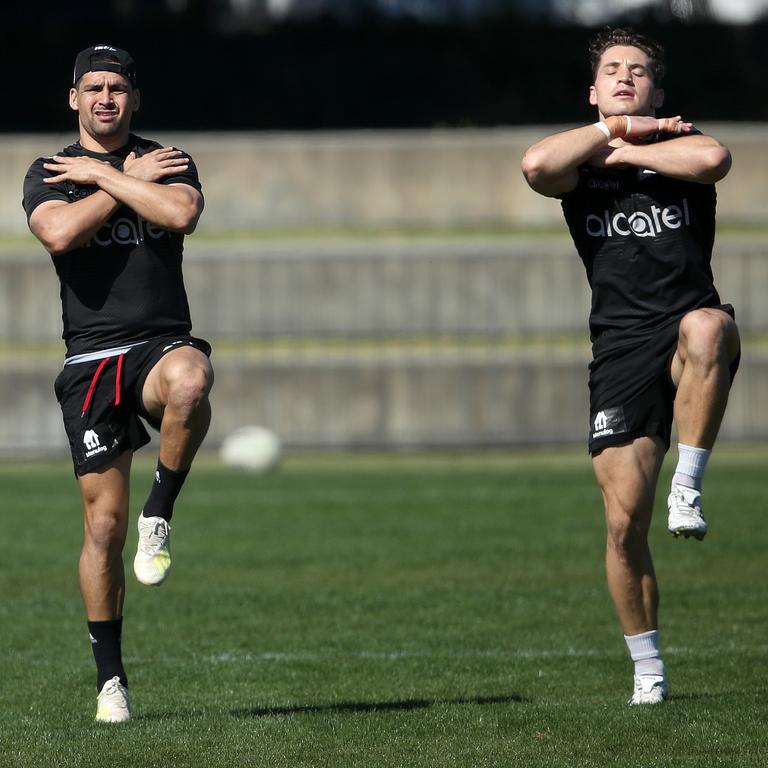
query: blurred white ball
[{"left": 219, "top": 425, "right": 282, "bottom": 472}]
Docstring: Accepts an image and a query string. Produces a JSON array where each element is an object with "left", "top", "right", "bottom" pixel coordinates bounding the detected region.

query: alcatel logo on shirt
[
  {"left": 585, "top": 198, "right": 691, "bottom": 238},
  {"left": 587, "top": 177, "right": 620, "bottom": 192},
  {"left": 89, "top": 216, "right": 167, "bottom": 247}
]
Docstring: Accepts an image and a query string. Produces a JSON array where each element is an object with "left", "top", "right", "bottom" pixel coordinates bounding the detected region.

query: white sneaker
[
  {"left": 95, "top": 676, "right": 131, "bottom": 722},
  {"left": 667, "top": 485, "right": 707, "bottom": 540},
  {"left": 628, "top": 674, "right": 669, "bottom": 705},
  {"left": 134, "top": 514, "right": 172, "bottom": 585}
]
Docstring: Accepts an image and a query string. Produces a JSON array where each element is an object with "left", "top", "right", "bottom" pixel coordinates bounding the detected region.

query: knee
[
  {"left": 165, "top": 360, "right": 213, "bottom": 416},
  {"left": 82, "top": 506, "right": 127, "bottom": 558},
  {"left": 605, "top": 504, "right": 649, "bottom": 555},
  {"left": 679, "top": 310, "right": 739, "bottom": 368}
]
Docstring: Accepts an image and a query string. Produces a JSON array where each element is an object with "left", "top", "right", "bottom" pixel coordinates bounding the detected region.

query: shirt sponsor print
[
  {"left": 90, "top": 216, "right": 168, "bottom": 248},
  {"left": 586, "top": 198, "right": 691, "bottom": 239}
]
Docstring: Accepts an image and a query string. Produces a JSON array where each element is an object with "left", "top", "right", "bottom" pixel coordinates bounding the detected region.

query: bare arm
[
  {"left": 521, "top": 123, "right": 614, "bottom": 198},
  {"left": 82, "top": 169, "right": 203, "bottom": 233},
  {"left": 29, "top": 193, "right": 121, "bottom": 256},
  {"left": 522, "top": 115, "right": 696, "bottom": 198},
  {"left": 602, "top": 134, "right": 731, "bottom": 184},
  {"left": 30, "top": 149, "right": 204, "bottom": 255}
]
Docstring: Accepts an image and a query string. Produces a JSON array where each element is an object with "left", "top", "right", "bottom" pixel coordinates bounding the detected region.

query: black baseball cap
[{"left": 73, "top": 45, "right": 137, "bottom": 87}]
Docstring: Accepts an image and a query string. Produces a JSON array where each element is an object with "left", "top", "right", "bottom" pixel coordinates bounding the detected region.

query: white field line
[{"left": 119, "top": 643, "right": 768, "bottom": 666}]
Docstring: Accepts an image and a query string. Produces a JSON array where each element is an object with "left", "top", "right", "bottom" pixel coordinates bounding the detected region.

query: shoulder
[
  {"left": 130, "top": 134, "right": 197, "bottom": 163},
  {"left": 25, "top": 142, "right": 76, "bottom": 176},
  {"left": 129, "top": 134, "right": 164, "bottom": 156},
  {"left": 25, "top": 156, "right": 48, "bottom": 178}
]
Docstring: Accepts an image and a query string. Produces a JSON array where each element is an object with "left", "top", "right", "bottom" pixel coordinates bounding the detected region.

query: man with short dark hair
[
  {"left": 522, "top": 28, "right": 740, "bottom": 704},
  {"left": 23, "top": 45, "right": 213, "bottom": 722}
]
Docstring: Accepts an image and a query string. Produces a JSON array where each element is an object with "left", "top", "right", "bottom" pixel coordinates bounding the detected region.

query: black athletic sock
[
  {"left": 142, "top": 460, "right": 189, "bottom": 522},
  {"left": 88, "top": 618, "right": 128, "bottom": 692}
]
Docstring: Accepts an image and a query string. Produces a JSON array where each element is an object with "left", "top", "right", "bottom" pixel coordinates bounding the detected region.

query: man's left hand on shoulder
[{"left": 123, "top": 147, "right": 190, "bottom": 183}]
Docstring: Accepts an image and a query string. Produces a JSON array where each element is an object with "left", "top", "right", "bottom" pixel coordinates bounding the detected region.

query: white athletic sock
[
  {"left": 672, "top": 443, "right": 711, "bottom": 492},
  {"left": 624, "top": 630, "right": 666, "bottom": 678}
]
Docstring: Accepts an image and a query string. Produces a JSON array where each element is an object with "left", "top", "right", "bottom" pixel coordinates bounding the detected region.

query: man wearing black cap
[{"left": 22, "top": 45, "right": 213, "bottom": 722}]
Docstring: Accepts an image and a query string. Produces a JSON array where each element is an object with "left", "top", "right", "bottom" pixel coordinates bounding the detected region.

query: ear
[
  {"left": 68, "top": 87, "right": 78, "bottom": 112},
  {"left": 589, "top": 85, "right": 598, "bottom": 107},
  {"left": 653, "top": 87, "right": 665, "bottom": 110},
  {"left": 131, "top": 87, "right": 141, "bottom": 113}
]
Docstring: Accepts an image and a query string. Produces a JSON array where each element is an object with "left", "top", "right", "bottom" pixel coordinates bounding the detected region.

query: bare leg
[
  {"left": 671, "top": 308, "right": 740, "bottom": 448},
  {"left": 79, "top": 453, "right": 133, "bottom": 720},
  {"left": 142, "top": 347, "right": 213, "bottom": 471},
  {"left": 133, "top": 347, "right": 213, "bottom": 584},
  {"left": 593, "top": 436, "right": 665, "bottom": 635},
  {"left": 78, "top": 451, "right": 132, "bottom": 620}
]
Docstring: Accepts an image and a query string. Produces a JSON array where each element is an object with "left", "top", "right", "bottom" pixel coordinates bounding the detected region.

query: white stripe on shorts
[{"left": 64, "top": 340, "right": 149, "bottom": 366}]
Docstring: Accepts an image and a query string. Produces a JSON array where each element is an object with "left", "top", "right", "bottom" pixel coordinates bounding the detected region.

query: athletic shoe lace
[{"left": 139, "top": 520, "right": 170, "bottom": 555}]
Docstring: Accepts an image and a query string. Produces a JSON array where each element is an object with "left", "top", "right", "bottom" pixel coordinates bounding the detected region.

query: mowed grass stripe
[{"left": 0, "top": 452, "right": 766, "bottom": 767}]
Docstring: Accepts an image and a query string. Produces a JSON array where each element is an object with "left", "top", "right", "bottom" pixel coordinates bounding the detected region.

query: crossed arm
[
  {"left": 29, "top": 148, "right": 204, "bottom": 256},
  {"left": 521, "top": 116, "right": 731, "bottom": 198}
]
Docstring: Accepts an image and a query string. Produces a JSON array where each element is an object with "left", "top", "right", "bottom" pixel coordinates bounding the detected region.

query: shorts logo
[
  {"left": 586, "top": 198, "right": 690, "bottom": 238},
  {"left": 83, "top": 429, "right": 108, "bottom": 458},
  {"left": 591, "top": 406, "right": 627, "bottom": 440}
]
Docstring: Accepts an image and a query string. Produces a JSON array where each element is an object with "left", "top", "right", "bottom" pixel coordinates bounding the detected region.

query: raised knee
[
  {"left": 679, "top": 310, "right": 738, "bottom": 367},
  {"left": 165, "top": 362, "right": 213, "bottom": 414}
]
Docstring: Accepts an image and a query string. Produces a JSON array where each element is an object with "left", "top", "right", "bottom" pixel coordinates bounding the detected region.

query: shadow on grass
[{"left": 230, "top": 693, "right": 528, "bottom": 718}]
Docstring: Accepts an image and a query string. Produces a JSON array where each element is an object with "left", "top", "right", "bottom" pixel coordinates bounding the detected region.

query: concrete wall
[
  {"left": 2, "top": 127, "right": 767, "bottom": 454},
  {"left": 4, "top": 343, "right": 768, "bottom": 455},
  {"left": 5, "top": 125, "right": 768, "bottom": 234},
  {"left": 0, "top": 236, "right": 766, "bottom": 454},
  {"left": 4, "top": 237, "right": 767, "bottom": 345}
]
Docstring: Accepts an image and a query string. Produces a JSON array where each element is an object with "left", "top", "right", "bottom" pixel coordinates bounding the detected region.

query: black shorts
[
  {"left": 588, "top": 306, "right": 738, "bottom": 454},
  {"left": 54, "top": 335, "right": 212, "bottom": 476}
]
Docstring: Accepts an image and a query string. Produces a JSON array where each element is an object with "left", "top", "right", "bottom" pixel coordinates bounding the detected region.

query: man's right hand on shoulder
[{"left": 42, "top": 155, "right": 114, "bottom": 187}]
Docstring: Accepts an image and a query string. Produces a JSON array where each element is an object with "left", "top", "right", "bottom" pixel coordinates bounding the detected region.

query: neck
[
  {"left": 78, "top": 129, "right": 131, "bottom": 154},
  {"left": 598, "top": 108, "right": 656, "bottom": 120}
]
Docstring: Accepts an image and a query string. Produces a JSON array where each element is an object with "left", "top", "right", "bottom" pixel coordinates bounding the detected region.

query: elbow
[
  {"left": 709, "top": 146, "right": 732, "bottom": 180},
  {"left": 34, "top": 224, "right": 77, "bottom": 257},
  {"left": 521, "top": 149, "right": 545, "bottom": 187},
  {"left": 520, "top": 149, "right": 571, "bottom": 197},
  {"left": 167, "top": 212, "right": 197, "bottom": 235},
  {"left": 699, "top": 146, "right": 732, "bottom": 183},
  {"left": 170, "top": 198, "right": 204, "bottom": 235},
  {"left": 47, "top": 242, "right": 72, "bottom": 258}
]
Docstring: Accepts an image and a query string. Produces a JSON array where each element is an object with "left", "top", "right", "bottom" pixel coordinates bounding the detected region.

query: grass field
[{"left": 1, "top": 450, "right": 766, "bottom": 767}]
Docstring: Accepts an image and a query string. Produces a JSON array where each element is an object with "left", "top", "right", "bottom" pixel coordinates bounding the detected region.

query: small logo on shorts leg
[
  {"left": 162, "top": 340, "right": 187, "bottom": 353},
  {"left": 591, "top": 406, "right": 627, "bottom": 440},
  {"left": 594, "top": 411, "right": 608, "bottom": 432},
  {"left": 83, "top": 429, "right": 108, "bottom": 458}
]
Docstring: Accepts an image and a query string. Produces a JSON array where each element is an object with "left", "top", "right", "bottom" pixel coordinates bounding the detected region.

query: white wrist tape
[{"left": 593, "top": 121, "right": 611, "bottom": 139}]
